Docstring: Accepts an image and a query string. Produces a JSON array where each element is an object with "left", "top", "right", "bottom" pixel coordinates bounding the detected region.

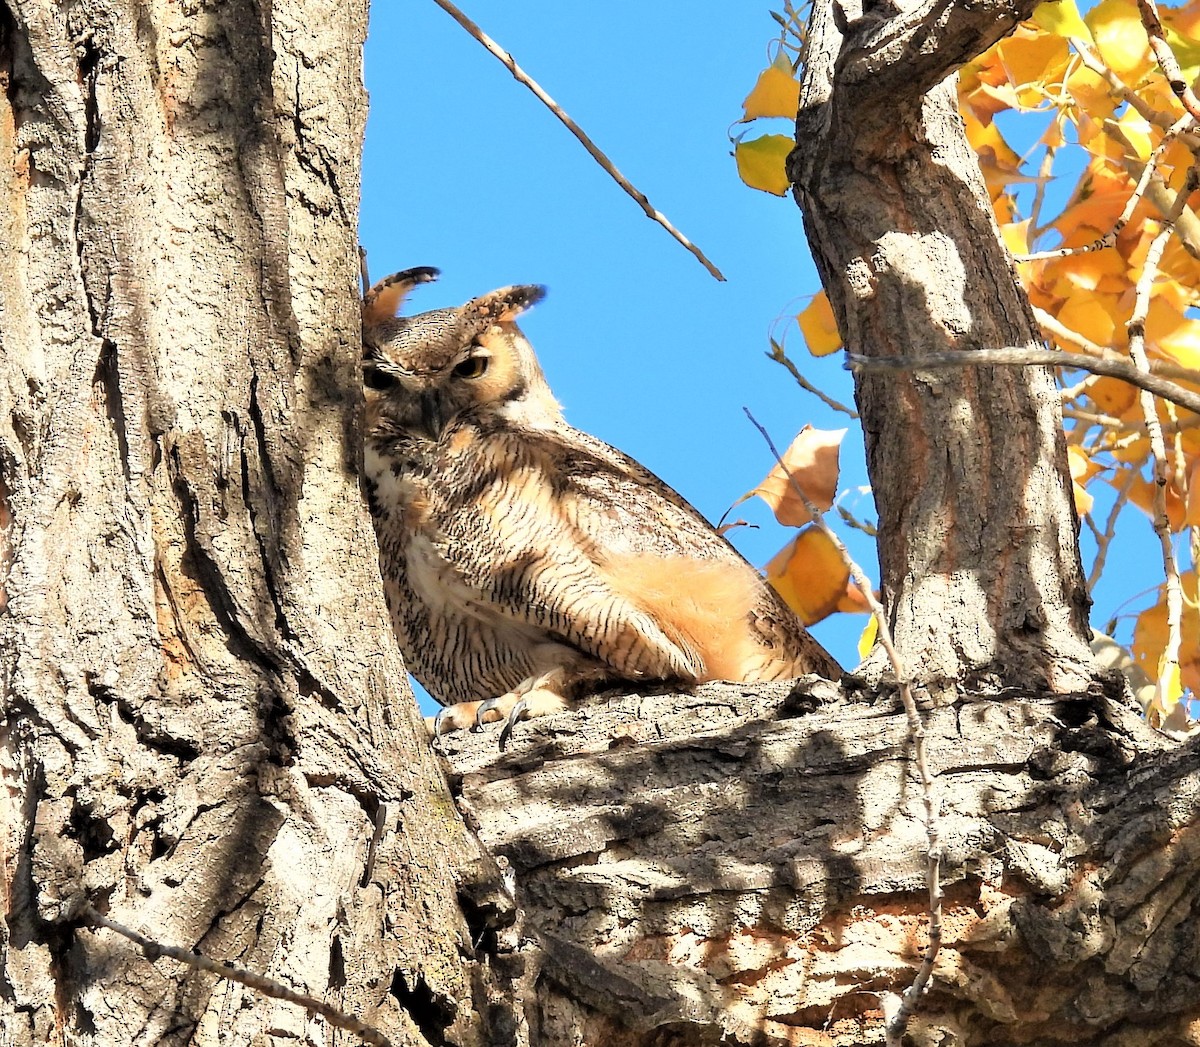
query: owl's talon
[
  {"left": 475, "top": 697, "right": 502, "bottom": 731},
  {"left": 432, "top": 707, "right": 453, "bottom": 749},
  {"left": 498, "top": 698, "right": 530, "bottom": 751}
]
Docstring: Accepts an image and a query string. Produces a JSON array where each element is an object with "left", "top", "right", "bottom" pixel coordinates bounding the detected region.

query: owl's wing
[{"left": 433, "top": 423, "right": 771, "bottom": 683}]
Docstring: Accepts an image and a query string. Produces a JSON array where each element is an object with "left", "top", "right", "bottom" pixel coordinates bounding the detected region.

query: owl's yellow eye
[{"left": 453, "top": 356, "right": 489, "bottom": 379}]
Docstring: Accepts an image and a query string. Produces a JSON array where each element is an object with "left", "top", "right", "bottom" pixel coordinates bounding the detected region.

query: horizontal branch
[{"left": 846, "top": 347, "right": 1200, "bottom": 416}]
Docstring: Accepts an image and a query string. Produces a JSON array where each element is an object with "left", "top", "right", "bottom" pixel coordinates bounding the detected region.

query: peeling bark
[{"left": 0, "top": 3, "right": 503, "bottom": 1043}]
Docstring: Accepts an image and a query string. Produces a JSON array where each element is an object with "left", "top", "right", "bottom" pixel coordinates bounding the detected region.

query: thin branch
[
  {"left": 83, "top": 905, "right": 393, "bottom": 1047},
  {"left": 846, "top": 347, "right": 1200, "bottom": 417},
  {"left": 1035, "top": 305, "right": 1200, "bottom": 384},
  {"left": 1107, "top": 124, "right": 1200, "bottom": 260},
  {"left": 768, "top": 339, "right": 859, "bottom": 418},
  {"left": 1018, "top": 114, "right": 1193, "bottom": 262},
  {"left": 1070, "top": 36, "right": 1197, "bottom": 139},
  {"left": 1137, "top": 0, "right": 1200, "bottom": 124},
  {"left": 1124, "top": 164, "right": 1197, "bottom": 722},
  {"left": 835, "top": 501, "right": 878, "bottom": 538},
  {"left": 1088, "top": 467, "right": 1138, "bottom": 591},
  {"left": 428, "top": 0, "right": 726, "bottom": 282},
  {"left": 743, "top": 409, "right": 941, "bottom": 1047}
]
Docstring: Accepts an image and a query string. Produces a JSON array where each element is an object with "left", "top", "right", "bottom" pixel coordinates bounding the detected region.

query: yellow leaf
[
  {"left": 741, "top": 66, "right": 801, "bottom": 121},
  {"left": 1064, "top": 63, "right": 1119, "bottom": 122},
  {"left": 1000, "top": 218, "right": 1033, "bottom": 256},
  {"left": 734, "top": 134, "right": 792, "bottom": 196},
  {"left": 1148, "top": 300, "right": 1200, "bottom": 372},
  {"left": 1066, "top": 445, "right": 1095, "bottom": 515},
  {"left": 797, "top": 291, "right": 843, "bottom": 357},
  {"left": 764, "top": 526, "right": 849, "bottom": 625},
  {"left": 1053, "top": 289, "right": 1119, "bottom": 347},
  {"left": 746, "top": 425, "right": 846, "bottom": 527},
  {"left": 1031, "top": 0, "right": 1094, "bottom": 41},
  {"left": 1133, "top": 571, "right": 1200, "bottom": 696},
  {"left": 1087, "top": 0, "right": 1152, "bottom": 78},
  {"left": 997, "top": 25, "right": 1071, "bottom": 89},
  {"left": 1186, "top": 459, "right": 1200, "bottom": 527},
  {"left": 857, "top": 616, "right": 879, "bottom": 660}
]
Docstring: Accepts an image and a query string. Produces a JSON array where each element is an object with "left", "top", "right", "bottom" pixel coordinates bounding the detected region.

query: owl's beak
[{"left": 418, "top": 391, "right": 445, "bottom": 440}]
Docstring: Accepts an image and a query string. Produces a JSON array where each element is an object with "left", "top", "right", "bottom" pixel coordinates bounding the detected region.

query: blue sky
[{"left": 359, "top": 3, "right": 1157, "bottom": 713}]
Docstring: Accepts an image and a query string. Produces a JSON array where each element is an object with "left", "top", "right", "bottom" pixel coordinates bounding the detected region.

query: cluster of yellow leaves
[
  {"left": 737, "top": 1, "right": 1200, "bottom": 716},
  {"left": 964, "top": 0, "right": 1200, "bottom": 716}
]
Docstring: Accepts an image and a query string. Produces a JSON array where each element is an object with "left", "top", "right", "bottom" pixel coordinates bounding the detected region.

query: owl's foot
[
  {"left": 474, "top": 673, "right": 574, "bottom": 748},
  {"left": 428, "top": 701, "right": 502, "bottom": 748}
]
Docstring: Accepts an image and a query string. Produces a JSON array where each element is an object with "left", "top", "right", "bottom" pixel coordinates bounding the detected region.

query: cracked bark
[
  {"left": 442, "top": 679, "right": 1200, "bottom": 1046},
  {"left": 0, "top": 2, "right": 503, "bottom": 1044},
  {"left": 424, "top": 2, "right": 1192, "bottom": 1044}
]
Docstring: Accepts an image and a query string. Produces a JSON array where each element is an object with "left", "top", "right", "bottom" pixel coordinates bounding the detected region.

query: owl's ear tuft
[
  {"left": 362, "top": 267, "right": 441, "bottom": 326},
  {"left": 469, "top": 284, "right": 547, "bottom": 326}
]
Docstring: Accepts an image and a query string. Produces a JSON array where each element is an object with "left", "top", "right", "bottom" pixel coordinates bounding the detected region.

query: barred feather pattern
[{"left": 361, "top": 273, "right": 840, "bottom": 717}]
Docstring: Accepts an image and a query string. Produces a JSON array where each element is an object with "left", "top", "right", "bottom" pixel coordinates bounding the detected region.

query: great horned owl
[{"left": 361, "top": 268, "right": 840, "bottom": 742}]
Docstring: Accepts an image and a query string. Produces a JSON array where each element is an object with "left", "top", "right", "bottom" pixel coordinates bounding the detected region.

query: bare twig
[
  {"left": 846, "top": 347, "right": 1200, "bottom": 417},
  {"left": 743, "top": 409, "right": 941, "bottom": 1047},
  {"left": 1035, "top": 305, "right": 1200, "bottom": 383},
  {"left": 428, "top": 0, "right": 725, "bottom": 281},
  {"left": 1088, "top": 467, "right": 1138, "bottom": 591},
  {"left": 1018, "top": 114, "right": 1193, "bottom": 262},
  {"left": 1105, "top": 123, "right": 1200, "bottom": 260},
  {"left": 1137, "top": 0, "right": 1200, "bottom": 123},
  {"left": 1124, "top": 164, "right": 1198, "bottom": 721},
  {"left": 1070, "top": 36, "right": 1198, "bottom": 139},
  {"left": 83, "top": 905, "right": 393, "bottom": 1047},
  {"left": 768, "top": 339, "right": 859, "bottom": 417},
  {"left": 835, "top": 500, "right": 878, "bottom": 537}
]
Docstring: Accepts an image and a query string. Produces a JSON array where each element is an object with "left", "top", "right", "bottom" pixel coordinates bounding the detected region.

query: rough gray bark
[
  {"left": 0, "top": 3, "right": 503, "bottom": 1043},
  {"left": 789, "top": 0, "right": 1095, "bottom": 694},
  {"left": 444, "top": 678, "right": 1198, "bottom": 1047}
]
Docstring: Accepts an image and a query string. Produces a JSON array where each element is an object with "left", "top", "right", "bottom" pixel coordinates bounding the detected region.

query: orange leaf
[
  {"left": 1088, "top": 376, "right": 1137, "bottom": 416},
  {"left": 1127, "top": 473, "right": 1188, "bottom": 531},
  {"left": 1066, "top": 445, "right": 1096, "bottom": 515},
  {"left": 836, "top": 578, "right": 875, "bottom": 614},
  {"left": 746, "top": 425, "right": 846, "bottom": 527},
  {"left": 1133, "top": 571, "right": 1200, "bottom": 693},
  {"left": 764, "top": 527, "right": 850, "bottom": 626},
  {"left": 797, "top": 291, "right": 843, "bottom": 357}
]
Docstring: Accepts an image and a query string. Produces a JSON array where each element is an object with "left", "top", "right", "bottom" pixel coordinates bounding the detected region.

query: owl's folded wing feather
[{"left": 430, "top": 424, "right": 779, "bottom": 684}]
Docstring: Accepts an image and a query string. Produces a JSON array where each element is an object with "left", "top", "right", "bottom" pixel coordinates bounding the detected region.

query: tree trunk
[
  {"left": 0, "top": 3, "right": 503, "bottom": 1043},
  {"left": 789, "top": 0, "right": 1096, "bottom": 694}
]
